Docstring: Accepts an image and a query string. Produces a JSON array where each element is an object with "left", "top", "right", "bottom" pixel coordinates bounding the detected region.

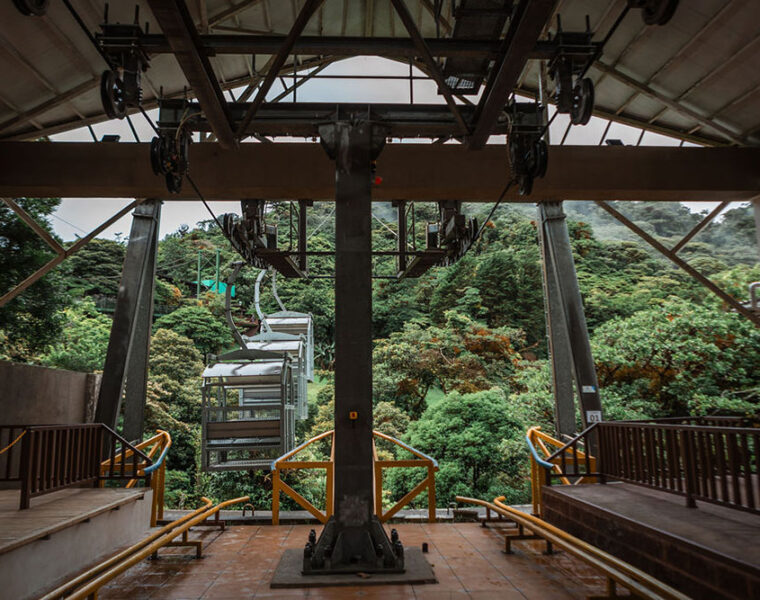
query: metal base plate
[{"left": 270, "top": 548, "right": 437, "bottom": 588}]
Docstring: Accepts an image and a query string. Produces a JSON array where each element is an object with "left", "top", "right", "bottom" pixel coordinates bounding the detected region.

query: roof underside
[{"left": 0, "top": 0, "right": 757, "bottom": 146}]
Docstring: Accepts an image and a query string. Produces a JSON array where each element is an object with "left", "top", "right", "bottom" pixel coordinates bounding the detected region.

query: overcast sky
[{"left": 49, "top": 57, "right": 726, "bottom": 242}]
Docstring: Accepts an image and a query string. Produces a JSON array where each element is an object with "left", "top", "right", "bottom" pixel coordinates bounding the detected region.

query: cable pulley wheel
[
  {"left": 150, "top": 137, "right": 166, "bottom": 175},
  {"left": 570, "top": 78, "right": 594, "bottom": 126},
  {"left": 13, "top": 0, "right": 49, "bottom": 16},
  {"left": 100, "top": 70, "right": 126, "bottom": 120},
  {"left": 518, "top": 174, "right": 534, "bottom": 197},
  {"left": 640, "top": 0, "right": 679, "bottom": 25},
  {"left": 531, "top": 139, "right": 548, "bottom": 179}
]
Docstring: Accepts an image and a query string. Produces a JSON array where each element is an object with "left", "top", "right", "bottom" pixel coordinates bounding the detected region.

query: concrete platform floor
[{"left": 96, "top": 522, "right": 629, "bottom": 599}]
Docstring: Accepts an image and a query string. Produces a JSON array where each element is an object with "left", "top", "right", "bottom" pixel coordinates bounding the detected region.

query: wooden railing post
[
  {"left": 19, "top": 429, "right": 32, "bottom": 510},
  {"left": 374, "top": 462, "right": 383, "bottom": 519},
  {"left": 427, "top": 464, "right": 436, "bottom": 523},
  {"left": 325, "top": 462, "right": 334, "bottom": 518},
  {"left": 679, "top": 428, "right": 697, "bottom": 508}
]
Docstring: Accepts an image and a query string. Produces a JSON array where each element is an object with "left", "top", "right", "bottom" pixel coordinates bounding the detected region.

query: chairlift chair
[
  {"left": 200, "top": 351, "right": 296, "bottom": 471},
  {"left": 243, "top": 331, "right": 310, "bottom": 420}
]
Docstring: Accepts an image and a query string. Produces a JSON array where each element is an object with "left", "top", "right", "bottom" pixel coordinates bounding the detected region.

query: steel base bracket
[{"left": 302, "top": 516, "right": 404, "bottom": 575}]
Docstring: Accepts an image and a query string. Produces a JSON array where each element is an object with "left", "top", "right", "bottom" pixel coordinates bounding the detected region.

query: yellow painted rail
[
  {"left": 271, "top": 430, "right": 438, "bottom": 525},
  {"left": 41, "top": 496, "right": 248, "bottom": 600},
  {"left": 100, "top": 430, "right": 171, "bottom": 526},
  {"left": 457, "top": 495, "right": 689, "bottom": 600},
  {"left": 526, "top": 426, "right": 596, "bottom": 516}
]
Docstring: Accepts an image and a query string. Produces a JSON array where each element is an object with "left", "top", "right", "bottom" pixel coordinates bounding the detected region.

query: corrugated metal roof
[{"left": 1, "top": 0, "right": 757, "bottom": 146}]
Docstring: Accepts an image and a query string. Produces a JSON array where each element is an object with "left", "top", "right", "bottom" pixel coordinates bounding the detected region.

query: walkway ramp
[
  {"left": 0, "top": 487, "right": 151, "bottom": 600},
  {"left": 543, "top": 482, "right": 760, "bottom": 599}
]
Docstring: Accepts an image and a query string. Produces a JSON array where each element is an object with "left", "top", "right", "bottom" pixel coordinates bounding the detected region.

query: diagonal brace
[
  {"left": 235, "top": 0, "right": 324, "bottom": 138},
  {"left": 595, "top": 200, "right": 760, "bottom": 327},
  {"left": 390, "top": 0, "right": 468, "bottom": 135}
]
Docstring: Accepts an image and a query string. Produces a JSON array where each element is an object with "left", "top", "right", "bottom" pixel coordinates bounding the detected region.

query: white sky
[{"left": 48, "top": 57, "right": 728, "bottom": 242}]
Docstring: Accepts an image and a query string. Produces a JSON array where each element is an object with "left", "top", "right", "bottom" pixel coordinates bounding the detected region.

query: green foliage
[
  {"left": 593, "top": 298, "right": 760, "bottom": 418},
  {"left": 153, "top": 304, "right": 231, "bottom": 357},
  {"left": 373, "top": 312, "right": 522, "bottom": 418},
  {"left": 63, "top": 238, "right": 125, "bottom": 296},
  {"left": 146, "top": 329, "right": 204, "bottom": 474},
  {"left": 40, "top": 298, "right": 111, "bottom": 372},
  {"left": 0, "top": 198, "right": 69, "bottom": 360},
  {"left": 391, "top": 389, "right": 523, "bottom": 504}
]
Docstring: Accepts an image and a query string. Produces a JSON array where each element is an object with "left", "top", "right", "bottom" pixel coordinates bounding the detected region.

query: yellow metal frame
[
  {"left": 527, "top": 426, "right": 596, "bottom": 517},
  {"left": 271, "top": 430, "right": 438, "bottom": 525},
  {"left": 99, "top": 429, "right": 172, "bottom": 526}
]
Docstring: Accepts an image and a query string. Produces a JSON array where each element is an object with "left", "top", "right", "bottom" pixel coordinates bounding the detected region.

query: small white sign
[
  {"left": 582, "top": 385, "right": 597, "bottom": 393},
  {"left": 586, "top": 410, "right": 603, "bottom": 424}
]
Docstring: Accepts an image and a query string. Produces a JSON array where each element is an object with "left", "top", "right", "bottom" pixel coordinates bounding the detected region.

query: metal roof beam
[
  {"left": 390, "top": 0, "right": 467, "bottom": 135},
  {"left": 235, "top": 0, "right": 324, "bottom": 139},
  {"left": 469, "top": 0, "right": 556, "bottom": 150},
  {"left": 146, "top": 0, "right": 236, "bottom": 149},
  {"left": 1, "top": 142, "right": 758, "bottom": 202}
]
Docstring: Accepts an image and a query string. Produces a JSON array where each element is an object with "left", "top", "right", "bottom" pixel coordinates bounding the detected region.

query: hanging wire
[{"left": 61, "top": 0, "right": 114, "bottom": 70}]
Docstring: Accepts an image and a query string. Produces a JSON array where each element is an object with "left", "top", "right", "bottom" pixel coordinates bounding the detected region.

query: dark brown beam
[
  {"left": 146, "top": 0, "right": 236, "bottom": 149},
  {"left": 1, "top": 143, "right": 758, "bottom": 202},
  {"left": 235, "top": 0, "right": 324, "bottom": 138},
  {"left": 469, "top": 0, "right": 556, "bottom": 149}
]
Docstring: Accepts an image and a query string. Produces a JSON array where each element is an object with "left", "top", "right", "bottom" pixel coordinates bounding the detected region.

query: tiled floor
[{"left": 98, "top": 522, "right": 624, "bottom": 599}]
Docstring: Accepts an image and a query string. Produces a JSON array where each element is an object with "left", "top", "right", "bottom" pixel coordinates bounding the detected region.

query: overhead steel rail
[
  {"left": 131, "top": 35, "right": 592, "bottom": 59},
  {"left": 156, "top": 101, "right": 508, "bottom": 139}
]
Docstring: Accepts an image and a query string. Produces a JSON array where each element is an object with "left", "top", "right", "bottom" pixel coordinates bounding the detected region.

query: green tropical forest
[{"left": 1, "top": 198, "right": 759, "bottom": 511}]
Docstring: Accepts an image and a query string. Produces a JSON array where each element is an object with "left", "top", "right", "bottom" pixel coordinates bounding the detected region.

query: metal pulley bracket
[
  {"left": 507, "top": 102, "right": 549, "bottom": 196},
  {"left": 96, "top": 6, "right": 151, "bottom": 119},
  {"left": 547, "top": 15, "right": 597, "bottom": 126}
]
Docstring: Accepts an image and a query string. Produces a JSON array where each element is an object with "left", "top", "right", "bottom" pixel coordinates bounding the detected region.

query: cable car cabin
[
  {"left": 243, "top": 332, "right": 309, "bottom": 420},
  {"left": 201, "top": 353, "right": 296, "bottom": 471},
  {"left": 262, "top": 311, "right": 314, "bottom": 382}
]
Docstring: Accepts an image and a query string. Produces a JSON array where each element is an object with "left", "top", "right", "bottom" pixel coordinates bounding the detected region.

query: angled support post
[
  {"left": 537, "top": 204, "right": 576, "bottom": 438},
  {"left": 538, "top": 201, "right": 603, "bottom": 434},
  {"left": 96, "top": 200, "right": 162, "bottom": 441}
]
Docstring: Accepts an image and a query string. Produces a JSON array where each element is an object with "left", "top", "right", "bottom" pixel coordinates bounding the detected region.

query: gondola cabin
[{"left": 201, "top": 351, "right": 296, "bottom": 471}]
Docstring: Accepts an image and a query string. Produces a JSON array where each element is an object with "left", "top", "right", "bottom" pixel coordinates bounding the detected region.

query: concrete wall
[
  {"left": 0, "top": 360, "right": 100, "bottom": 425},
  {"left": 0, "top": 490, "right": 152, "bottom": 600}
]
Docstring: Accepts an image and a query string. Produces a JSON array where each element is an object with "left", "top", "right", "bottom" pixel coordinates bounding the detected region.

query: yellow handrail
[
  {"left": 39, "top": 497, "right": 214, "bottom": 600},
  {"left": 44, "top": 496, "right": 249, "bottom": 600},
  {"left": 99, "top": 430, "right": 172, "bottom": 526},
  {"left": 0, "top": 429, "right": 26, "bottom": 455},
  {"left": 457, "top": 496, "right": 689, "bottom": 600},
  {"left": 526, "top": 426, "right": 596, "bottom": 516}
]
